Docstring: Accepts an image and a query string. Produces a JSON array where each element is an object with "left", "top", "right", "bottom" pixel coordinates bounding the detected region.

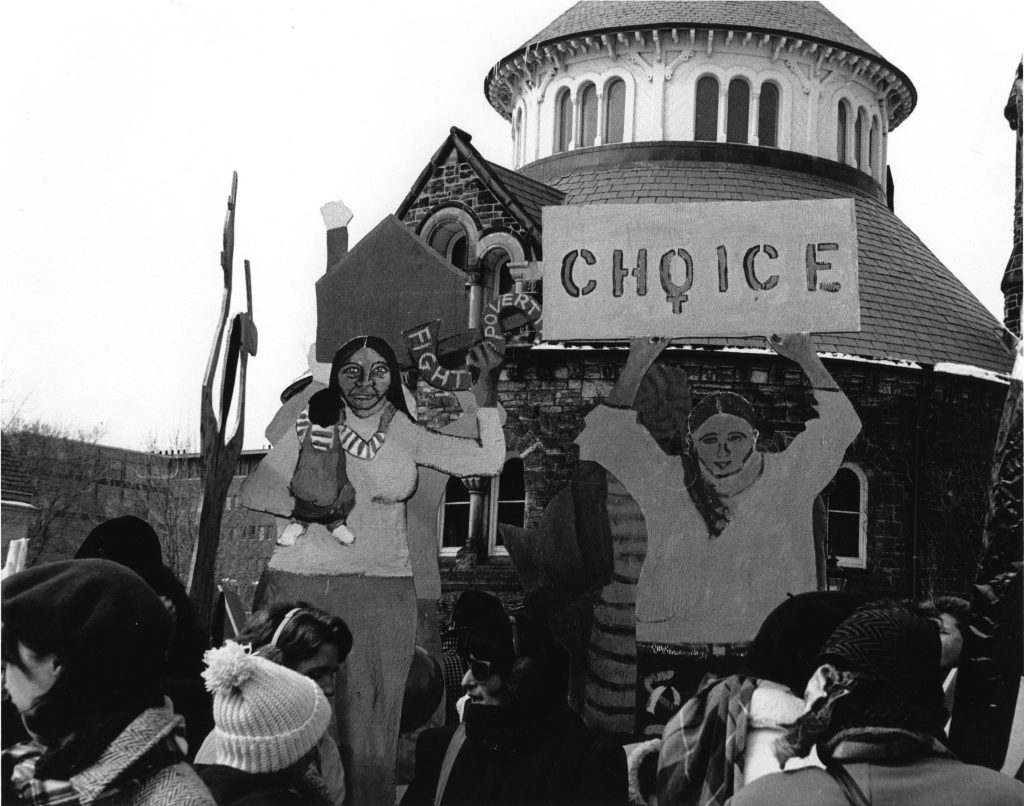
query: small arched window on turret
[
  {"left": 555, "top": 88, "right": 573, "bottom": 153},
  {"left": 695, "top": 75, "right": 719, "bottom": 141},
  {"left": 579, "top": 83, "right": 598, "bottom": 148},
  {"left": 758, "top": 81, "right": 779, "bottom": 147},
  {"left": 513, "top": 108, "right": 524, "bottom": 167},
  {"left": 869, "top": 114, "right": 881, "bottom": 177},
  {"left": 726, "top": 78, "right": 750, "bottom": 143},
  {"left": 855, "top": 107, "right": 867, "bottom": 170},
  {"left": 837, "top": 100, "right": 850, "bottom": 163},
  {"left": 604, "top": 78, "right": 626, "bottom": 144}
]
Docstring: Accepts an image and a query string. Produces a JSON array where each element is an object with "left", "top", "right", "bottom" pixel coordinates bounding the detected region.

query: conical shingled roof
[
  {"left": 488, "top": 1, "right": 915, "bottom": 126},
  {"left": 518, "top": 1, "right": 879, "bottom": 57},
  {"left": 520, "top": 148, "right": 1011, "bottom": 374}
]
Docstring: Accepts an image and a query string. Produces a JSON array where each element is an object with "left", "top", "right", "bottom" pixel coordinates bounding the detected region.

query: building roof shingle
[
  {"left": 517, "top": 1, "right": 882, "bottom": 58},
  {"left": 1, "top": 439, "right": 36, "bottom": 505}
]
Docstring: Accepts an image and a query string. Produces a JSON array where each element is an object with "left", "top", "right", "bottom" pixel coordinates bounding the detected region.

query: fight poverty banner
[{"left": 541, "top": 199, "right": 860, "bottom": 339}]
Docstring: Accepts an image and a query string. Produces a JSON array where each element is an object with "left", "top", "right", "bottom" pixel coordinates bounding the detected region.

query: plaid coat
[
  {"left": 4, "top": 706, "right": 215, "bottom": 806},
  {"left": 657, "top": 675, "right": 758, "bottom": 806}
]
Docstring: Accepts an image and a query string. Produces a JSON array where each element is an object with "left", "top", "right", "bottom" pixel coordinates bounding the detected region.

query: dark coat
[
  {"left": 198, "top": 765, "right": 330, "bottom": 806},
  {"left": 402, "top": 703, "right": 627, "bottom": 805},
  {"left": 726, "top": 755, "right": 1024, "bottom": 806}
]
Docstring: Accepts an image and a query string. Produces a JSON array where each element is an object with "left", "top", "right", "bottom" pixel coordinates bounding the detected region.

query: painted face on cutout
[
  {"left": 337, "top": 346, "right": 391, "bottom": 417},
  {"left": 461, "top": 658, "right": 506, "bottom": 706},
  {"left": 691, "top": 413, "right": 757, "bottom": 478},
  {"left": 2, "top": 643, "right": 61, "bottom": 716},
  {"left": 291, "top": 643, "right": 341, "bottom": 699}
]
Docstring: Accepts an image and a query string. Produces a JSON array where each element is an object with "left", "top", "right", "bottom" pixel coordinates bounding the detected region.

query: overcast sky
[{"left": 3, "top": 0, "right": 1021, "bottom": 450}]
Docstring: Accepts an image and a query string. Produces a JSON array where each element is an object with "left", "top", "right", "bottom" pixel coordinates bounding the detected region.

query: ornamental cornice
[{"left": 487, "top": 25, "right": 913, "bottom": 127}]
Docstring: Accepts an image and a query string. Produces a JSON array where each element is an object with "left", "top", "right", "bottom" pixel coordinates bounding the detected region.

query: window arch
[
  {"left": 579, "top": 83, "right": 598, "bottom": 148},
  {"left": 489, "top": 456, "right": 526, "bottom": 553},
  {"left": 855, "top": 107, "right": 867, "bottom": 170},
  {"left": 604, "top": 77, "right": 626, "bottom": 144},
  {"left": 758, "top": 81, "right": 779, "bottom": 147},
  {"left": 513, "top": 107, "right": 524, "bottom": 167},
  {"left": 837, "top": 99, "right": 850, "bottom": 164},
  {"left": 479, "top": 246, "right": 515, "bottom": 303},
  {"left": 555, "top": 88, "right": 573, "bottom": 153},
  {"left": 695, "top": 75, "right": 719, "bottom": 141},
  {"left": 427, "top": 219, "right": 469, "bottom": 268},
  {"left": 437, "top": 456, "right": 526, "bottom": 557},
  {"left": 419, "top": 207, "right": 478, "bottom": 270},
  {"left": 438, "top": 476, "right": 473, "bottom": 554},
  {"left": 726, "top": 78, "right": 750, "bottom": 143},
  {"left": 824, "top": 463, "right": 867, "bottom": 568},
  {"left": 869, "top": 114, "right": 881, "bottom": 176}
]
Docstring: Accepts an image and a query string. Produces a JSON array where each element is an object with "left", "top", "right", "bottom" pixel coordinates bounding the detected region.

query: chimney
[{"left": 321, "top": 200, "right": 353, "bottom": 274}]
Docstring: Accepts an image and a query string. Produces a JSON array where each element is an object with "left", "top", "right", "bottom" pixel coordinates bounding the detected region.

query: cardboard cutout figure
[
  {"left": 241, "top": 335, "right": 504, "bottom": 806},
  {"left": 574, "top": 333, "right": 861, "bottom": 733}
]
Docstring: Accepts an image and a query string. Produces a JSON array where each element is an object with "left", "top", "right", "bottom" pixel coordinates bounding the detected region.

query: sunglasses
[{"left": 464, "top": 655, "right": 495, "bottom": 681}]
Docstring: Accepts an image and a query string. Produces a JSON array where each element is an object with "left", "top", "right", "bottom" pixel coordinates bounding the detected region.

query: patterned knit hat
[
  {"left": 203, "top": 641, "right": 332, "bottom": 773},
  {"left": 817, "top": 605, "right": 946, "bottom": 736}
]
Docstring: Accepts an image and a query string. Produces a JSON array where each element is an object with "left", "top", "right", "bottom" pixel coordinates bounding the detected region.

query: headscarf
[{"left": 775, "top": 605, "right": 946, "bottom": 762}]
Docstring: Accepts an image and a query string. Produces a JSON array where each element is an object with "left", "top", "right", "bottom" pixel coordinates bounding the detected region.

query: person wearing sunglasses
[{"left": 402, "top": 601, "right": 626, "bottom": 805}]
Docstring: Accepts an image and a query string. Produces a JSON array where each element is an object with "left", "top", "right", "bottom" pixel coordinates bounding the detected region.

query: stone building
[{"left": 360, "top": 0, "right": 1012, "bottom": 609}]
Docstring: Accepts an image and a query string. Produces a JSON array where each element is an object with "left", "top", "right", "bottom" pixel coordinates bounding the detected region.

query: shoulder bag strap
[
  {"left": 824, "top": 758, "right": 872, "bottom": 806},
  {"left": 433, "top": 723, "right": 467, "bottom": 806}
]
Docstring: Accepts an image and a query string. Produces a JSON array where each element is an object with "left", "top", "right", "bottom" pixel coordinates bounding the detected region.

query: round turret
[{"left": 487, "top": 0, "right": 915, "bottom": 186}]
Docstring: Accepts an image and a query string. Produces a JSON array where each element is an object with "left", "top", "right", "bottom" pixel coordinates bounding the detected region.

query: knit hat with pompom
[{"left": 203, "top": 641, "right": 331, "bottom": 773}]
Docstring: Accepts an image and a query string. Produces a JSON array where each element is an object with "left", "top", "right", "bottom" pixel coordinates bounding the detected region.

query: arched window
[
  {"left": 837, "top": 100, "right": 849, "bottom": 163},
  {"left": 555, "top": 89, "right": 573, "bottom": 153},
  {"left": 579, "top": 83, "right": 598, "bottom": 148},
  {"left": 480, "top": 247, "right": 514, "bottom": 304},
  {"left": 855, "top": 108, "right": 867, "bottom": 170},
  {"left": 604, "top": 78, "right": 626, "bottom": 144},
  {"left": 824, "top": 464, "right": 867, "bottom": 568},
  {"left": 758, "top": 81, "right": 779, "bottom": 147},
  {"left": 513, "top": 108, "right": 524, "bottom": 167},
  {"left": 490, "top": 457, "right": 526, "bottom": 552},
  {"left": 869, "top": 114, "right": 880, "bottom": 175},
  {"left": 439, "top": 476, "right": 473, "bottom": 553},
  {"left": 438, "top": 457, "right": 525, "bottom": 556},
  {"left": 694, "top": 75, "right": 719, "bottom": 141},
  {"left": 426, "top": 217, "right": 471, "bottom": 269},
  {"left": 726, "top": 78, "right": 750, "bottom": 143}
]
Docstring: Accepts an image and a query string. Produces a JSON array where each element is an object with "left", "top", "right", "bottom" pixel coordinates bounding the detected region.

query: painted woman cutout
[
  {"left": 242, "top": 335, "right": 505, "bottom": 805},
  {"left": 575, "top": 333, "right": 861, "bottom": 729}
]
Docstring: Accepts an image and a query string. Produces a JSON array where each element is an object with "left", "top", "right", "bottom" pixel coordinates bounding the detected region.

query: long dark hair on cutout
[
  {"left": 308, "top": 335, "right": 412, "bottom": 427},
  {"left": 683, "top": 392, "right": 757, "bottom": 537}
]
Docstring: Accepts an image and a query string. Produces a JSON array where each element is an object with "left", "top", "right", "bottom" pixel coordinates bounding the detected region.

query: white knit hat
[{"left": 202, "top": 641, "right": 332, "bottom": 773}]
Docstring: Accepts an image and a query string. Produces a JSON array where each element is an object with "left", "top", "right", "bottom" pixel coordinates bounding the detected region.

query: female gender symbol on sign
[{"left": 404, "top": 292, "right": 542, "bottom": 390}]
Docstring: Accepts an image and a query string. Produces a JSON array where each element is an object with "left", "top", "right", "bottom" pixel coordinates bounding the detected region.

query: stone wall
[
  {"left": 433, "top": 348, "right": 1008, "bottom": 599},
  {"left": 401, "top": 160, "right": 530, "bottom": 245}
]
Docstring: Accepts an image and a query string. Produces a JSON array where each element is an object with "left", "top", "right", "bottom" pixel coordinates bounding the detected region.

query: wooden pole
[{"left": 188, "top": 173, "right": 258, "bottom": 630}]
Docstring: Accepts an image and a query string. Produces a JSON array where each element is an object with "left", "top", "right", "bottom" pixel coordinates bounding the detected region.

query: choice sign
[{"left": 542, "top": 199, "right": 859, "bottom": 339}]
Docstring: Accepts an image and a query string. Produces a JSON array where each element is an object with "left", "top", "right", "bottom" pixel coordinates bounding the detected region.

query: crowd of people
[{"left": 2, "top": 515, "right": 1022, "bottom": 805}]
